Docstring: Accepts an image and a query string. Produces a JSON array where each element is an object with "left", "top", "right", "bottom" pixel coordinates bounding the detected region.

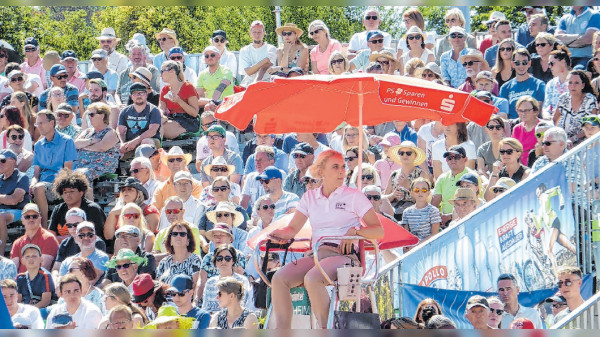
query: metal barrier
[
  {"left": 551, "top": 291, "right": 600, "bottom": 329},
  {"left": 372, "top": 131, "right": 600, "bottom": 316}
]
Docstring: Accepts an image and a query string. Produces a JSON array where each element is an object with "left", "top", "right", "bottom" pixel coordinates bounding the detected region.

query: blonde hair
[
  {"left": 404, "top": 57, "right": 425, "bottom": 76},
  {"left": 309, "top": 20, "right": 330, "bottom": 38},
  {"left": 11, "top": 91, "right": 34, "bottom": 130},
  {"left": 515, "top": 95, "right": 539, "bottom": 112},
  {"left": 328, "top": 51, "right": 349, "bottom": 74},
  {"left": 444, "top": 8, "right": 466, "bottom": 28},
  {"left": 350, "top": 163, "right": 381, "bottom": 187},
  {"left": 87, "top": 102, "right": 111, "bottom": 125},
  {"left": 499, "top": 137, "right": 523, "bottom": 153},
  {"left": 119, "top": 203, "right": 149, "bottom": 232},
  {"left": 161, "top": 60, "right": 185, "bottom": 82},
  {"left": 48, "top": 86, "right": 65, "bottom": 112},
  {"left": 341, "top": 125, "right": 369, "bottom": 153},
  {"left": 535, "top": 32, "right": 555, "bottom": 46},
  {"left": 309, "top": 150, "right": 344, "bottom": 179}
]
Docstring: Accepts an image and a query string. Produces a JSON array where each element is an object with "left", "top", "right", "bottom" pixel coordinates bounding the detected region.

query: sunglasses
[
  {"left": 552, "top": 303, "right": 567, "bottom": 308},
  {"left": 0, "top": 114, "right": 4, "bottom": 119},
  {"left": 216, "top": 212, "right": 231, "bottom": 218},
  {"left": 261, "top": 204, "right": 276, "bottom": 210},
  {"left": 165, "top": 208, "right": 182, "bottom": 215},
  {"left": 57, "top": 113, "right": 71, "bottom": 119},
  {"left": 10, "top": 76, "right": 23, "bottom": 83},
  {"left": 499, "top": 149, "right": 516, "bottom": 155},
  {"left": 535, "top": 42, "right": 548, "bottom": 48},
  {"left": 365, "top": 194, "right": 381, "bottom": 201},
  {"left": 65, "top": 222, "right": 80, "bottom": 229},
  {"left": 281, "top": 31, "right": 294, "bottom": 37},
  {"left": 369, "top": 38, "right": 384, "bottom": 44},
  {"left": 303, "top": 178, "right": 320, "bottom": 184},
  {"left": 293, "top": 153, "right": 306, "bottom": 159},
  {"left": 0, "top": 54, "right": 6, "bottom": 58},
  {"left": 486, "top": 124, "right": 503, "bottom": 130},
  {"left": 91, "top": 57, "right": 104, "bottom": 62},
  {"left": 493, "top": 187, "right": 507, "bottom": 193},
  {"left": 582, "top": 116, "right": 600, "bottom": 126},
  {"left": 55, "top": 74, "right": 68, "bottom": 80},
  {"left": 331, "top": 58, "right": 345, "bottom": 65},
  {"left": 130, "top": 168, "right": 147, "bottom": 174},
  {"left": 212, "top": 186, "right": 229, "bottom": 192},
  {"left": 25, "top": 48, "right": 36, "bottom": 52},
  {"left": 68, "top": 267, "right": 80, "bottom": 273},
  {"left": 422, "top": 73, "right": 435, "bottom": 79},
  {"left": 9, "top": 134, "right": 24, "bottom": 140},
  {"left": 445, "top": 18, "right": 457, "bottom": 23},
  {"left": 535, "top": 132, "right": 545, "bottom": 139},
  {"left": 407, "top": 35, "right": 422, "bottom": 41},
  {"left": 157, "top": 37, "right": 172, "bottom": 43},
  {"left": 412, "top": 188, "right": 429, "bottom": 193},
  {"left": 170, "top": 231, "right": 188, "bottom": 237},
  {"left": 23, "top": 214, "right": 40, "bottom": 220},
  {"left": 123, "top": 213, "right": 140, "bottom": 220},
  {"left": 170, "top": 56, "right": 183, "bottom": 61},
  {"left": 216, "top": 255, "right": 233, "bottom": 262},
  {"left": 204, "top": 53, "right": 217, "bottom": 59},
  {"left": 116, "top": 233, "right": 139, "bottom": 239},
  {"left": 115, "top": 263, "right": 132, "bottom": 270},
  {"left": 211, "top": 167, "right": 229, "bottom": 172},
  {"left": 542, "top": 141, "right": 558, "bottom": 146},
  {"left": 169, "top": 290, "right": 188, "bottom": 297},
  {"left": 558, "top": 279, "right": 579, "bottom": 288},
  {"left": 445, "top": 155, "right": 463, "bottom": 161},
  {"left": 345, "top": 156, "right": 357, "bottom": 162},
  {"left": 213, "top": 38, "right": 226, "bottom": 43},
  {"left": 361, "top": 174, "right": 374, "bottom": 180},
  {"left": 462, "top": 60, "right": 480, "bottom": 67},
  {"left": 513, "top": 60, "right": 529, "bottom": 66},
  {"left": 259, "top": 179, "right": 271, "bottom": 185},
  {"left": 365, "top": 15, "right": 378, "bottom": 20},
  {"left": 309, "top": 28, "right": 323, "bottom": 36},
  {"left": 499, "top": 47, "right": 513, "bottom": 52},
  {"left": 449, "top": 33, "right": 464, "bottom": 39},
  {"left": 168, "top": 158, "right": 184, "bottom": 163},
  {"left": 78, "top": 232, "right": 95, "bottom": 239},
  {"left": 491, "top": 309, "right": 504, "bottom": 315},
  {"left": 377, "top": 60, "right": 389, "bottom": 65},
  {"left": 398, "top": 150, "right": 413, "bottom": 156}
]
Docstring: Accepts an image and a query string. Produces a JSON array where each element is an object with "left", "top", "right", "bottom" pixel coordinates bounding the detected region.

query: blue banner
[
  {"left": 0, "top": 285, "right": 14, "bottom": 329},
  {"left": 401, "top": 164, "right": 578, "bottom": 292}
]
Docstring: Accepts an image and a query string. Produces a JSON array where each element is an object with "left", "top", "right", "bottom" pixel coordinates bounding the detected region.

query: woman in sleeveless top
[
  {"left": 209, "top": 277, "right": 258, "bottom": 329},
  {"left": 270, "top": 23, "right": 308, "bottom": 75}
]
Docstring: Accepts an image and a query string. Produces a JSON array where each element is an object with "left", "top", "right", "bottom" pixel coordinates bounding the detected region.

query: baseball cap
[
  {"left": 50, "top": 313, "right": 73, "bottom": 328},
  {"left": 91, "top": 49, "right": 108, "bottom": 59},
  {"left": 443, "top": 145, "right": 467, "bottom": 158},
  {"left": 510, "top": 318, "right": 535, "bottom": 329},
  {"left": 7, "top": 70, "right": 24, "bottom": 80},
  {"left": 135, "top": 144, "right": 158, "bottom": 158},
  {"left": 130, "top": 82, "right": 147, "bottom": 93},
  {"left": 212, "top": 30, "right": 227, "bottom": 40},
  {"left": 203, "top": 45, "right": 220, "bottom": 55},
  {"left": 205, "top": 125, "right": 226, "bottom": 138},
  {"left": 474, "top": 90, "right": 493, "bottom": 101},
  {"left": 168, "top": 274, "right": 194, "bottom": 292},
  {"left": 0, "top": 149, "right": 17, "bottom": 161},
  {"left": 61, "top": 50, "right": 78, "bottom": 61},
  {"left": 168, "top": 46, "right": 184, "bottom": 57},
  {"left": 65, "top": 207, "right": 87, "bottom": 221},
  {"left": 173, "top": 171, "right": 193, "bottom": 183},
  {"left": 449, "top": 26, "right": 466, "bottom": 35},
  {"left": 379, "top": 133, "right": 401, "bottom": 147},
  {"left": 287, "top": 67, "right": 304, "bottom": 76},
  {"left": 475, "top": 71, "right": 494, "bottom": 83},
  {"left": 456, "top": 172, "right": 479, "bottom": 187},
  {"left": 22, "top": 203, "right": 41, "bottom": 215},
  {"left": 291, "top": 142, "right": 314, "bottom": 156},
  {"left": 545, "top": 294, "right": 567, "bottom": 304},
  {"left": 466, "top": 295, "right": 489, "bottom": 310},
  {"left": 49, "top": 64, "right": 67, "bottom": 77},
  {"left": 366, "top": 30, "right": 384, "bottom": 41},
  {"left": 24, "top": 37, "right": 39, "bottom": 48},
  {"left": 256, "top": 166, "right": 283, "bottom": 181},
  {"left": 484, "top": 11, "right": 507, "bottom": 25},
  {"left": 115, "top": 225, "right": 141, "bottom": 237},
  {"left": 492, "top": 177, "right": 516, "bottom": 190},
  {"left": 21, "top": 243, "right": 41, "bottom": 257},
  {"left": 76, "top": 221, "right": 95, "bottom": 234}
]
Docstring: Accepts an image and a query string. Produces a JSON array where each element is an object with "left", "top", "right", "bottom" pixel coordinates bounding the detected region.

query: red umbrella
[
  {"left": 216, "top": 73, "right": 497, "bottom": 134},
  {"left": 247, "top": 213, "right": 419, "bottom": 252}
]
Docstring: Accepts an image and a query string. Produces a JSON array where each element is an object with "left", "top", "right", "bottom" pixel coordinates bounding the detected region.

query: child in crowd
[
  {"left": 16, "top": 244, "right": 56, "bottom": 308},
  {"left": 401, "top": 177, "right": 441, "bottom": 249}
]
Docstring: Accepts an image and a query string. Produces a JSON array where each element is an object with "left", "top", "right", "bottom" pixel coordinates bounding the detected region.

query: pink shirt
[
  {"left": 512, "top": 121, "right": 539, "bottom": 165},
  {"left": 374, "top": 159, "right": 401, "bottom": 190},
  {"left": 68, "top": 69, "right": 86, "bottom": 93},
  {"left": 20, "top": 57, "right": 46, "bottom": 89},
  {"left": 309, "top": 39, "right": 342, "bottom": 75},
  {"left": 296, "top": 185, "right": 372, "bottom": 245}
]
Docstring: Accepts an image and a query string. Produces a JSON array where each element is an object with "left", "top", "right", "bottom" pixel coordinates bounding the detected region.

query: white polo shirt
[
  {"left": 296, "top": 185, "right": 372, "bottom": 245},
  {"left": 501, "top": 305, "right": 544, "bottom": 329},
  {"left": 46, "top": 298, "right": 103, "bottom": 329}
]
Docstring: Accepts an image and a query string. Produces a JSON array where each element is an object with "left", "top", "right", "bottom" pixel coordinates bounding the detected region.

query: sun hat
[
  {"left": 449, "top": 188, "right": 477, "bottom": 205},
  {"left": 129, "top": 67, "right": 152, "bottom": 88},
  {"left": 205, "top": 223, "right": 234, "bottom": 242},
  {"left": 96, "top": 27, "right": 121, "bottom": 41},
  {"left": 492, "top": 177, "right": 516, "bottom": 190},
  {"left": 206, "top": 202, "right": 244, "bottom": 227},
  {"left": 389, "top": 141, "right": 426, "bottom": 166},
  {"left": 105, "top": 248, "right": 148, "bottom": 269},
  {"left": 143, "top": 305, "right": 195, "bottom": 329},
  {"left": 132, "top": 273, "right": 160, "bottom": 304},
  {"left": 161, "top": 146, "right": 193, "bottom": 166},
  {"left": 203, "top": 156, "right": 235, "bottom": 176},
  {"left": 368, "top": 50, "right": 396, "bottom": 63},
  {"left": 275, "top": 23, "right": 303, "bottom": 37},
  {"left": 119, "top": 177, "right": 149, "bottom": 200},
  {"left": 459, "top": 49, "right": 488, "bottom": 68}
]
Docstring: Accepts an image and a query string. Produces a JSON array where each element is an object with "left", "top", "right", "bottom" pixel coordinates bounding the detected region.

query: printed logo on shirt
[
  {"left": 56, "top": 223, "right": 69, "bottom": 236},
  {"left": 335, "top": 202, "right": 346, "bottom": 210}
]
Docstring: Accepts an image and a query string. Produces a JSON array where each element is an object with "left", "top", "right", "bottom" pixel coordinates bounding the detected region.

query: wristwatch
[{"left": 211, "top": 99, "right": 222, "bottom": 106}]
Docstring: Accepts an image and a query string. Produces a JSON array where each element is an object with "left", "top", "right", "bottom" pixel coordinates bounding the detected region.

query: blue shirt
[
  {"left": 558, "top": 7, "right": 600, "bottom": 58},
  {"left": 183, "top": 306, "right": 211, "bottom": 329},
  {"left": 499, "top": 76, "right": 546, "bottom": 119},
  {"left": 243, "top": 147, "right": 289, "bottom": 176},
  {"left": 0, "top": 169, "right": 30, "bottom": 209},
  {"left": 33, "top": 131, "right": 78, "bottom": 183},
  {"left": 59, "top": 249, "right": 109, "bottom": 276},
  {"left": 492, "top": 96, "right": 509, "bottom": 116},
  {"left": 392, "top": 125, "right": 418, "bottom": 144},
  {"left": 39, "top": 83, "right": 79, "bottom": 109},
  {"left": 440, "top": 48, "right": 470, "bottom": 88}
]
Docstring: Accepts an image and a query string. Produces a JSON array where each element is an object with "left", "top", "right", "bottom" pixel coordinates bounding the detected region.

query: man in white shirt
[
  {"left": 95, "top": 27, "right": 129, "bottom": 75},
  {"left": 348, "top": 8, "right": 392, "bottom": 53},
  {"left": 238, "top": 20, "right": 277, "bottom": 86},
  {"left": 157, "top": 171, "right": 206, "bottom": 230},
  {"left": 46, "top": 274, "right": 102, "bottom": 329},
  {"left": 1, "top": 279, "right": 45, "bottom": 329},
  {"left": 497, "top": 273, "right": 544, "bottom": 328}
]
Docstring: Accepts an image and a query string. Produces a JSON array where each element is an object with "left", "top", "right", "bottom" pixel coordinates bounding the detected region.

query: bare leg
[
  {"left": 548, "top": 228, "right": 559, "bottom": 274},
  {"left": 0, "top": 213, "right": 15, "bottom": 255},
  {"left": 558, "top": 233, "right": 576, "bottom": 253},
  {"left": 162, "top": 120, "right": 186, "bottom": 139},
  {"left": 32, "top": 183, "right": 49, "bottom": 228}
]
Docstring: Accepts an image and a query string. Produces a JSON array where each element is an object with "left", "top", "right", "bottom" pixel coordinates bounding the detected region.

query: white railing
[{"left": 551, "top": 291, "right": 600, "bottom": 329}]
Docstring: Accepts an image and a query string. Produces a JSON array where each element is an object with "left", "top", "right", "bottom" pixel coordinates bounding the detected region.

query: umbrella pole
[{"left": 357, "top": 81, "right": 364, "bottom": 191}]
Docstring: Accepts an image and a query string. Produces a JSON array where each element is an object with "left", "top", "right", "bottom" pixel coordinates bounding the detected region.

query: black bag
[
  {"left": 252, "top": 240, "right": 293, "bottom": 309},
  {"left": 333, "top": 311, "right": 381, "bottom": 329}
]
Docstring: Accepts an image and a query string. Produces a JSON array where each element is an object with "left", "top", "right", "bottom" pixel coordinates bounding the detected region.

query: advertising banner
[{"left": 400, "top": 164, "right": 578, "bottom": 293}]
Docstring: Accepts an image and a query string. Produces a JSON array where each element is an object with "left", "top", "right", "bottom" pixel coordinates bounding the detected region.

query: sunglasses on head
[
  {"left": 216, "top": 212, "right": 231, "bottom": 218},
  {"left": 361, "top": 174, "right": 374, "bottom": 180},
  {"left": 10, "top": 76, "right": 23, "bottom": 83},
  {"left": 462, "top": 60, "right": 480, "bottom": 67},
  {"left": 204, "top": 53, "right": 216, "bottom": 59},
  {"left": 309, "top": 28, "right": 323, "bottom": 36},
  {"left": 170, "top": 56, "right": 183, "bottom": 61},
  {"left": 499, "top": 149, "right": 516, "bottom": 155},
  {"left": 513, "top": 60, "right": 529, "bottom": 66},
  {"left": 449, "top": 33, "right": 464, "bottom": 39},
  {"left": 211, "top": 166, "right": 229, "bottom": 172},
  {"left": 170, "top": 231, "right": 188, "bottom": 237},
  {"left": 281, "top": 31, "right": 294, "bottom": 37},
  {"left": 365, "top": 15, "right": 378, "bottom": 20},
  {"left": 55, "top": 74, "right": 68, "bottom": 80},
  {"left": 23, "top": 214, "right": 40, "bottom": 220},
  {"left": 407, "top": 35, "right": 422, "bottom": 41},
  {"left": 212, "top": 186, "right": 229, "bottom": 192},
  {"left": 293, "top": 153, "right": 306, "bottom": 159},
  {"left": 412, "top": 188, "right": 429, "bottom": 193},
  {"left": 365, "top": 194, "right": 381, "bottom": 201},
  {"left": 9, "top": 134, "right": 24, "bottom": 140},
  {"left": 165, "top": 208, "right": 182, "bottom": 215},
  {"left": 331, "top": 58, "right": 345, "bottom": 65},
  {"left": 168, "top": 157, "right": 184, "bottom": 163},
  {"left": 398, "top": 150, "right": 412, "bottom": 157},
  {"left": 216, "top": 255, "right": 233, "bottom": 262},
  {"left": 582, "top": 116, "right": 600, "bottom": 126},
  {"left": 486, "top": 124, "right": 503, "bottom": 130},
  {"left": 259, "top": 179, "right": 271, "bottom": 185},
  {"left": 493, "top": 187, "right": 506, "bottom": 193},
  {"left": 65, "top": 222, "right": 80, "bottom": 229},
  {"left": 115, "top": 262, "right": 132, "bottom": 270},
  {"left": 213, "top": 38, "right": 225, "bottom": 43},
  {"left": 78, "top": 232, "right": 95, "bottom": 239},
  {"left": 261, "top": 204, "right": 276, "bottom": 210},
  {"left": 499, "top": 47, "right": 513, "bottom": 52},
  {"left": 123, "top": 213, "right": 140, "bottom": 220},
  {"left": 369, "top": 38, "right": 384, "bottom": 44},
  {"left": 558, "top": 279, "right": 579, "bottom": 288}
]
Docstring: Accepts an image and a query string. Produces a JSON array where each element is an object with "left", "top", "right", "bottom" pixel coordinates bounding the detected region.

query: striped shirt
[{"left": 401, "top": 204, "right": 441, "bottom": 241}]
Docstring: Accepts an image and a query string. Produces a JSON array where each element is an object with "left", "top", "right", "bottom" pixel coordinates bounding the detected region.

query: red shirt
[
  {"left": 11, "top": 227, "right": 59, "bottom": 273},
  {"left": 160, "top": 82, "right": 197, "bottom": 114}
]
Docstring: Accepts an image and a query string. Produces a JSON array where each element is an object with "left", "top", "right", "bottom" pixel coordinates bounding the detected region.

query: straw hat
[
  {"left": 368, "top": 50, "right": 396, "bottom": 63},
  {"left": 275, "top": 23, "right": 304, "bottom": 37},
  {"left": 155, "top": 28, "right": 177, "bottom": 41},
  {"left": 459, "top": 49, "right": 489, "bottom": 69},
  {"left": 389, "top": 141, "right": 426, "bottom": 166},
  {"left": 206, "top": 202, "right": 244, "bottom": 227},
  {"left": 205, "top": 223, "right": 234, "bottom": 242},
  {"left": 203, "top": 156, "right": 235, "bottom": 176},
  {"left": 96, "top": 27, "right": 121, "bottom": 41},
  {"left": 161, "top": 146, "right": 193, "bottom": 166},
  {"left": 143, "top": 306, "right": 195, "bottom": 329},
  {"left": 404, "top": 26, "right": 425, "bottom": 40},
  {"left": 449, "top": 188, "right": 477, "bottom": 205}
]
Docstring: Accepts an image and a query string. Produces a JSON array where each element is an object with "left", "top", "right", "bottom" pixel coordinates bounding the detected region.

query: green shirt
[
  {"left": 434, "top": 167, "right": 476, "bottom": 214},
  {"left": 197, "top": 65, "right": 234, "bottom": 100},
  {"left": 153, "top": 226, "right": 202, "bottom": 255}
]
